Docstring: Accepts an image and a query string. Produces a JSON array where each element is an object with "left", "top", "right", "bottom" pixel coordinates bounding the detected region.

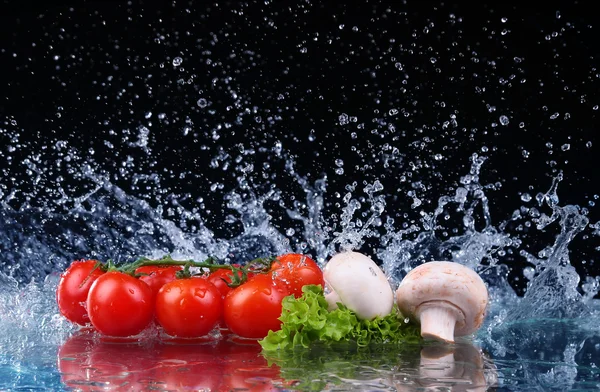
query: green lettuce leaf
[{"left": 259, "top": 285, "right": 421, "bottom": 351}]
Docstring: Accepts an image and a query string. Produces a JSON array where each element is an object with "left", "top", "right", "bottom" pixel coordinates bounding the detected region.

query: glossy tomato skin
[
  {"left": 206, "top": 268, "right": 238, "bottom": 328},
  {"left": 87, "top": 271, "right": 154, "bottom": 337},
  {"left": 155, "top": 278, "right": 223, "bottom": 338},
  {"left": 270, "top": 253, "right": 324, "bottom": 298},
  {"left": 135, "top": 265, "right": 182, "bottom": 298},
  {"left": 206, "top": 268, "right": 236, "bottom": 298},
  {"left": 56, "top": 260, "right": 105, "bottom": 326},
  {"left": 223, "top": 274, "right": 290, "bottom": 339}
]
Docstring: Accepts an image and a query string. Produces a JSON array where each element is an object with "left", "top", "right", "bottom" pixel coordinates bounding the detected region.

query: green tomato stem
[{"left": 112, "top": 254, "right": 278, "bottom": 287}]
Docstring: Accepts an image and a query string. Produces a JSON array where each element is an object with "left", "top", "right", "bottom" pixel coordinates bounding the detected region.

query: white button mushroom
[
  {"left": 323, "top": 251, "right": 394, "bottom": 320},
  {"left": 395, "top": 261, "right": 488, "bottom": 343}
]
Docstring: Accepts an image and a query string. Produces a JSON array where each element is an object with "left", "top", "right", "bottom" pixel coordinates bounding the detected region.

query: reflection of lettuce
[
  {"left": 259, "top": 285, "right": 421, "bottom": 351},
  {"left": 263, "top": 342, "right": 422, "bottom": 391}
]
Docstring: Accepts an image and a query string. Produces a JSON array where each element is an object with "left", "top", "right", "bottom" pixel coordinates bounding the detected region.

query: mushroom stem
[
  {"left": 417, "top": 303, "right": 462, "bottom": 343},
  {"left": 325, "top": 289, "right": 341, "bottom": 312}
]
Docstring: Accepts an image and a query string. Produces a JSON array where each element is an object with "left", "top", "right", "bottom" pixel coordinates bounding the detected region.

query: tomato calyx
[
  {"left": 101, "top": 254, "right": 277, "bottom": 288},
  {"left": 221, "top": 256, "right": 276, "bottom": 288},
  {"left": 78, "top": 260, "right": 107, "bottom": 289}
]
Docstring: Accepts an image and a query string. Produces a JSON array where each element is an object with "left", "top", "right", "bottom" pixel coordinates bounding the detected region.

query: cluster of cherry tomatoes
[{"left": 56, "top": 254, "right": 324, "bottom": 339}]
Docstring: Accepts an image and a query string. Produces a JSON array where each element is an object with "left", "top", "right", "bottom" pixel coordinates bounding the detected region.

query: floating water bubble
[{"left": 338, "top": 113, "right": 349, "bottom": 125}]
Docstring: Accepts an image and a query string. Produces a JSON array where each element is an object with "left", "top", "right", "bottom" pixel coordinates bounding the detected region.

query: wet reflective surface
[{"left": 53, "top": 331, "right": 498, "bottom": 391}]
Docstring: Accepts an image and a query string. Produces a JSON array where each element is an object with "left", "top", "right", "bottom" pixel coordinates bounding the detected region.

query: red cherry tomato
[
  {"left": 155, "top": 278, "right": 223, "bottom": 338},
  {"left": 270, "top": 253, "right": 324, "bottom": 298},
  {"left": 223, "top": 274, "right": 290, "bottom": 339},
  {"left": 87, "top": 271, "right": 154, "bottom": 337},
  {"left": 135, "top": 265, "right": 183, "bottom": 298},
  {"left": 205, "top": 266, "right": 257, "bottom": 329},
  {"left": 206, "top": 267, "right": 242, "bottom": 298},
  {"left": 56, "top": 260, "right": 105, "bottom": 326},
  {"left": 205, "top": 268, "right": 239, "bottom": 328}
]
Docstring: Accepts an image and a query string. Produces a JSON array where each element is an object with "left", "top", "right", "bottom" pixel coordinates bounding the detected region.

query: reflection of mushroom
[
  {"left": 388, "top": 342, "right": 498, "bottom": 392},
  {"left": 323, "top": 251, "right": 394, "bottom": 320},
  {"left": 395, "top": 261, "right": 488, "bottom": 343}
]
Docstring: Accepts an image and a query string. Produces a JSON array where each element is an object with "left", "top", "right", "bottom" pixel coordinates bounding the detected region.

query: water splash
[
  {"left": 1, "top": 146, "right": 599, "bottom": 390},
  {"left": 508, "top": 173, "right": 592, "bottom": 320}
]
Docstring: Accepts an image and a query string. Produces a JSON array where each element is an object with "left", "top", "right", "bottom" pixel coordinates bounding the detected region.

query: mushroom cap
[
  {"left": 395, "top": 261, "right": 488, "bottom": 336},
  {"left": 323, "top": 251, "right": 394, "bottom": 320}
]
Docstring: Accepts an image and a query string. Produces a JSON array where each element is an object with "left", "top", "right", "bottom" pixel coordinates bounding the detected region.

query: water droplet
[
  {"left": 561, "top": 144, "right": 570, "bottom": 151},
  {"left": 499, "top": 115, "right": 510, "bottom": 126},
  {"left": 197, "top": 98, "right": 208, "bottom": 108},
  {"left": 521, "top": 193, "right": 532, "bottom": 202},
  {"left": 172, "top": 57, "right": 183, "bottom": 67},
  {"left": 194, "top": 287, "right": 207, "bottom": 298},
  {"left": 338, "top": 113, "right": 349, "bottom": 125}
]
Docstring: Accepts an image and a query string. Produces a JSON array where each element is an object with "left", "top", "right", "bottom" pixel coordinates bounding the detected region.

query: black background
[{"left": 1, "top": 0, "right": 599, "bottom": 294}]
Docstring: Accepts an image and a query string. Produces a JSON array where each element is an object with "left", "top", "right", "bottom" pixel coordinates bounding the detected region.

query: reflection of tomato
[
  {"left": 218, "top": 338, "right": 284, "bottom": 391},
  {"left": 270, "top": 253, "right": 324, "bottom": 298},
  {"left": 223, "top": 274, "right": 290, "bottom": 339},
  {"left": 135, "top": 265, "right": 182, "bottom": 298},
  {"left": 57, "top": 332, "right": 96, "bottom": 391},
  {"left": 87, "top": 340, "right": 161, "bottom": 389},
  {"left": 58, "top": 333, "right": 287, "bottom": 391},
  {"left": 155, "top": 278, "right": 223, "bottom": 338},
  {"left": 155, "top": 342, "right": 224, "bottom": 390},
  {"left": 57, "top": 332, "right": 161, "bottom": 391},
  {"left": 56, "top": 260, "right": 105, "bottom": 325},
  {"left": 87, "top": 271, "right": 154, "bottom": 337}
]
